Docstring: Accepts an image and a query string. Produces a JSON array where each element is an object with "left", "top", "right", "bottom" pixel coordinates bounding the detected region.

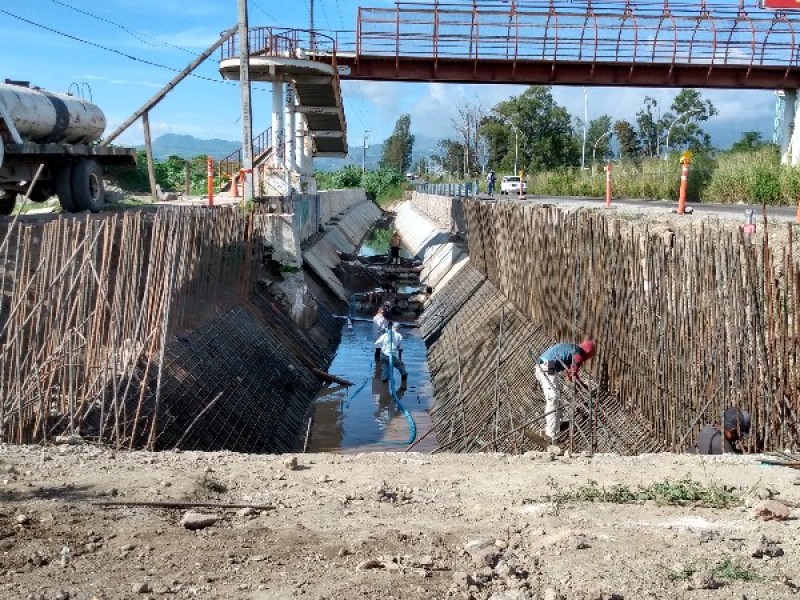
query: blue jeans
[{"left": 380, "top": 353, "right": 407, "bottom": 381}]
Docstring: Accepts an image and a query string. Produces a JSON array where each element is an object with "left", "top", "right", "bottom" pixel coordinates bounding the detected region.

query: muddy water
[
  {"left": 306, "top": 226, "right": 436, "bottom": 452},
  {"left": 306, "top": 319, "right": 436, "bottom": 453}
]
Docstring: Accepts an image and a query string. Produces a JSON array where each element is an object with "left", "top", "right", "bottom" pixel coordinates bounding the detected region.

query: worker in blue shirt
[
  {"left": 694, "top": 407, "right": 751, "bottom": 454},
  {"left": 535, "top": 340, "right": 596, "bottom": 442}
]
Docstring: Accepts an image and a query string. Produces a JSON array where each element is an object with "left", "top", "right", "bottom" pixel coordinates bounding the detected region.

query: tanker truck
[{"left": 0, "top": 80, "right": 136, "bottom": 215}]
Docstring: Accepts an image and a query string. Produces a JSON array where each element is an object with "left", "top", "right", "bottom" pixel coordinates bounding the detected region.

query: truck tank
[{"left": 0, "top": 81, "right": 106, "bottom": 144}]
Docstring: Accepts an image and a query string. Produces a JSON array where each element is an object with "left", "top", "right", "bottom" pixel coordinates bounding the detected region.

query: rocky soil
[{"left": 1, "top": 444, "right": 799, "bottom": 600}]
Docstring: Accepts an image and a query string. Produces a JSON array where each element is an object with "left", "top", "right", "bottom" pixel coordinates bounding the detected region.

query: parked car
[{"left": 500, "top": 176, "right": 527, "bottom": 195}]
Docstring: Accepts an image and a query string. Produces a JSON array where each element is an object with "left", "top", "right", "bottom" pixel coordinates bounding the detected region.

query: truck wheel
[
  {"left": 0, "top": 196, "right": 15, "bottom": 215},
  {"left": 56, "top": 165, "right": 78, "bottom": 213},
  {"left": 71, "top": 159, "right": 105, "bottom": 212}
]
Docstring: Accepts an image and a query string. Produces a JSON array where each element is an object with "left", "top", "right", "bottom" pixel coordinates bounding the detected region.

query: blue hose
[{"left": 387, "top": 329, "right": 417, "bottom": 444}]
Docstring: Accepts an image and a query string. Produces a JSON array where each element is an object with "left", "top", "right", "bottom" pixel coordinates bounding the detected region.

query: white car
[{"left": 500, "top": 176, "right": 527, "bottom": 195}]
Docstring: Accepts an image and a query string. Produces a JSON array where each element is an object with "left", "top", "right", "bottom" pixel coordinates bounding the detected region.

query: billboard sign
[{"left": 761, "top": 0, "right": 800, "bottom": 9}]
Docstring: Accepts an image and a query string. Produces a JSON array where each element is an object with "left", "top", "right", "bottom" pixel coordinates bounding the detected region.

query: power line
[
  {"left": 334, "top": 0, "right": 346, "bottom": 30},
  {"left": 0, "top": 8, "right": 244, "bottom": 89},
  {"left": 48, "top": 0, "right": 195, "bottom": 55},
  {"left": 249, "top": 0, "right": 278, "bottom": 23}
]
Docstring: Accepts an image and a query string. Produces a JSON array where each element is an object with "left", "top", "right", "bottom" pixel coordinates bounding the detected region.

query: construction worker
[
  {"left": 375, "top": 322, "right": 408, "bottom": 386},
  {"left": 372, "top": 302, "right": 392, "bottom": 361},
  {"left": 487, "top": 169, "right": 497, "bottom": 196},
  {"left": 535, "top": 340, "right": 596, "bottom": 442},
  {"left": 389, "top": 230, "right": 402, "bottom": 265},
  {"left": 694, "top": 407, "right": 751, "bottom": 455}
]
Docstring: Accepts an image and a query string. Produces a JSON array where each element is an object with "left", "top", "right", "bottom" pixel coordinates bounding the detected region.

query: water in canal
[{"left": 306, "top": 227, "right": 437, "bottom": 453}]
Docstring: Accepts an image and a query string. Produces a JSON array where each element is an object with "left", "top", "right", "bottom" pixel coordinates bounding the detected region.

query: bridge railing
[
  {"left": 415, "top": 181, "right": 475, "bottom": 198},
  {"left": 218, "top": 127, "right": 273, "bottom": 178},
  {"left": 352, "top": 1, "right": 800, "bottom": 68}
]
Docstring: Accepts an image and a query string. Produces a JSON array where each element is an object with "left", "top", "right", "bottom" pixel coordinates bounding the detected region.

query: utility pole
[
  {"left": 238, "top": 0, "right": 255, "bottom": 200},
  {"left": 310, "top": 0, "right": 314, "bottom": 31}
]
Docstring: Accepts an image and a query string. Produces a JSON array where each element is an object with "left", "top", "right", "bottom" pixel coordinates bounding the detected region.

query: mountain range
[
  {"left": 136, "top": 133, "right": 241, "bottom": 161},
  {"left": 140, "top": 133, "right": 443, "bottom": 172}
]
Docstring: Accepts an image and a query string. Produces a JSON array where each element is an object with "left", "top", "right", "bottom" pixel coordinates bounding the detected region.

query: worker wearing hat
[
  {"left": 535, "top": 339, "right": 596, "bottom": 442},
  {"left": 374, "top": 322, "right": 408, "bottom": 386},
  {"left": 372, "top": 302, "right": 393, "bottom": 361},
  {"left": 694, "top": 407, "right": 751, "bottom": 455}
]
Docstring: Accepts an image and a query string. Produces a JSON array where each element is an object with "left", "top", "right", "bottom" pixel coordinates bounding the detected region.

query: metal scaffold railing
[{"left": 331, "top": 0, "right": 800, "bottom": 88}]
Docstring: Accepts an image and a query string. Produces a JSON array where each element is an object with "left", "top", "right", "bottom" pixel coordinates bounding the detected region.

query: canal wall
[
  {"left": 302, "top": 195, "right": 382, "bottom": 302},
  {"left": 396, "top": 196, "right": 657, "bottom": 455},
  {"left": 410, "top": 193, "right": 800, "bottom": 454},
  {"left": 0, "top": 195, "right": 371, "bottom": 452},
  {"left": 264, "top": 189, "right": 371, "bottom": 268}
]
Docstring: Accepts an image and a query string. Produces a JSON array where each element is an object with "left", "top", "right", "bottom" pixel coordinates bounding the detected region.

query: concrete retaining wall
[
  {"left": 394, "top": 201, "right": 469, "bottom": 290},
  {"left": 302, "top": 200, "right": 382, "bottom": 301},
  {"left": 408, "top": 191, "right": 467, "bottom": 235},
  {"left": 319, "top": 189, "right": 367, "bottom": 225}
]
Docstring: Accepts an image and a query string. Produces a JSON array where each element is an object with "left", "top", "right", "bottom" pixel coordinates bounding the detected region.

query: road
[{"left": 480, "top": 193, "right": 799, "bottom": 223}]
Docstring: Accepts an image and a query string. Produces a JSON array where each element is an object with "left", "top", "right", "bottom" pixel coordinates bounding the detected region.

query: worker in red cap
[{"left": 535, "top": 339, "right": 596, "bottom": 442}]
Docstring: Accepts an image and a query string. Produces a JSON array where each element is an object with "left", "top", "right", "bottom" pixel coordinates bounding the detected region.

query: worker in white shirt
[
  {"left": 372, "top": 302, "right": 392, "bottom": 361},
  {"left": 374, "top": 322, "right": 408, "bottom": 386}
]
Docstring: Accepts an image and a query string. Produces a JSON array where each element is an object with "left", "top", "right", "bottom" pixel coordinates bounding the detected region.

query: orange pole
[
  {"left": 604, "top": 161, "right": 612, "bottom": 208},
  {"left": 796, "top": 193, "right": 800, "bottom": 224},
  {"left": 677, "top": 159, "right": 689, "bottom": 215},
  {"left": 207, "top": 157, "right": 214, "bottom": 206}
]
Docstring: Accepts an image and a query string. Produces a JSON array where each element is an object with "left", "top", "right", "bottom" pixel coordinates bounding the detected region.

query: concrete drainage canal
[{"left": 306, "top": 225, "right": 437, "bottom": 453}]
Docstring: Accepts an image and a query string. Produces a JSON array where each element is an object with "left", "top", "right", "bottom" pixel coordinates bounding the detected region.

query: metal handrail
[
  {"left": 219, "top": 127, "right": 273, "bottom": 178},
  {"left": 344, "top": 1, "right": 800, "bottom": 69}
]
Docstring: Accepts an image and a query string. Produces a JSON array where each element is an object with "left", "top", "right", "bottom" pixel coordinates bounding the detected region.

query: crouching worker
[
  {"left": 535, "top": 339, "right": 596, "bottom": 442},
  {"left": 694, "top": 407, "right": 751, "bottom": 454},
  {"left": 375, "top": 322, "right": 408, "bottom": 387}
]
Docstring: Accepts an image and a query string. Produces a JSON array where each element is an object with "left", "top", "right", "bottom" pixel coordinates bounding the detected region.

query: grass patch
[
  {"left": 666, "top": 563, "right": 699, "bottom": 581},
  {"left": 374, "top": 182, "right": 407, "bottom": 207},
  {"left": 550, "top": 478, "right": 741, "bottom": 509},
  {"left": 106, "top": 196, "right": 153, "bottom": 208},
  {"left": 196, "top": 472, "right": 228, "bottom": 495},
  {"left": 712, "top": 558, "right": 761, "bottom": 582}
]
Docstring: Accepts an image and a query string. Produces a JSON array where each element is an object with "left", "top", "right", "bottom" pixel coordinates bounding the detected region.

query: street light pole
[
  {"left": 362, "top": 130, "right": 370, "bottom": 176},
  {"left": 592, "top": 130, "right": 613, "bottom": 165},
  {"left": 664, "top": 109, "right": 701, "bottom": 160},
  {"left": 581, "top": 87, "right": 588, "bottom": 170},
  {"left": 506, "top": 121, "right": 519, "bottom": 176}
]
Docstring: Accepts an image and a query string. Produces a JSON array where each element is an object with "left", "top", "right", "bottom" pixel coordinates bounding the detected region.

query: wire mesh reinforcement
[
  {"left": 423, "top": 274, "right": 661, "bottom": 454},
  {"left": 461, "top": 199, "right": 800, "bottom": 453},
  {"left": 0, "top": 206, "right": 340, "bottom": 450}
]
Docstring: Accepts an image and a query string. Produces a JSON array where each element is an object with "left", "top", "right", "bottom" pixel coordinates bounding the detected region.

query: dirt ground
[{"left": 1, "top": 444, "right": 799, "bottom": 600}]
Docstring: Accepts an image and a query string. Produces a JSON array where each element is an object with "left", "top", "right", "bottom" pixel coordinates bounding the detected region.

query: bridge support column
[
  {"left": 272, "top": 80, "right": 285, "bottom": 169},
  {"left": 295, "top": 114, "right": 305, "bottom": 174},
  {"left": 779, "top": 90, "right": 798, "bottom": 165},
  {"left": 286, "top": 85, "right": 297, "bottom": 175}
]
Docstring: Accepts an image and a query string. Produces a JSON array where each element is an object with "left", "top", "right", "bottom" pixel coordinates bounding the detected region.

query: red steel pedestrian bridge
[{"left": 219, "top": 1, "right": 800, "bottom": 162}]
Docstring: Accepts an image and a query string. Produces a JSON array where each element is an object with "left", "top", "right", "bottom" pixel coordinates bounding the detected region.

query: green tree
[
  {"left": 438, "top": 139, "right": 466, "bottom": 175},
  {"left": 492, "top": 86, "right": 579, "bottom": 172},
  {"left": 586, "top": 115, "right": 613, "bottom": 163},
  {"left": 636, "top": 97, "right": 663, "bottom": 158},
  {"left": 331, "top": 165, "right": 363, "bottom": 188},
  {"left": 479, "top": 115, "right": 511, "bottom": 171},
  {"left": 380, "top": 114, "right": 414, "bottom": 173},
  {"left": 613, "top": 119, "right": 640, "bottom": 160},
  {"left": 663, "top": 89, "right": 718, "bottom": 152},
  {"left": 730, "top": 131, "right": 770, "bottom": 153}
]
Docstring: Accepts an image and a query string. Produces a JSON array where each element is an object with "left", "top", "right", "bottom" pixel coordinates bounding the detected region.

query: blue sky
[{"left": 0, "top": 0, "right": 780, "bottom": 151}]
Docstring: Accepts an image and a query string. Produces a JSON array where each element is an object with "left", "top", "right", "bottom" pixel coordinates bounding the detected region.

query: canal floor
[{"left": 306, "top": 318, "right": 437, "bottom": 453}]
